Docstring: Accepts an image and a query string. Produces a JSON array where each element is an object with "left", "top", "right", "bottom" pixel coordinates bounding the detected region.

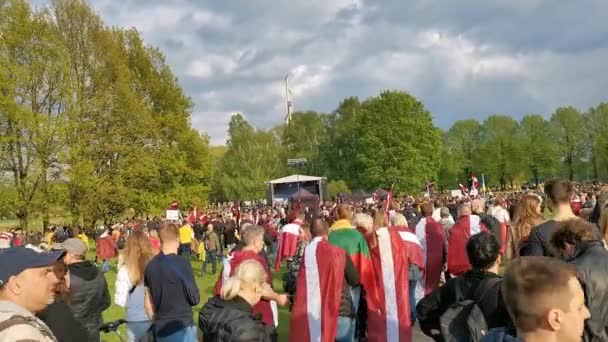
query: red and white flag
[
  {"left": 414, "top": 217, "right": 446, "bottom": 302},
  {"left": 471, "top": 172, "right": 479, "bottom": 189},
  {"left": 366, "top": 227, "right": 412, "bottom": 342},
  {"left": 214, "top": 250, "right": 278, "bottom": 327},
  {"left": 447, "top": 215, "right": 488, "bottom": 276},
  {"left": 289, "top": 237, "right": 346, "bottom": 342},
  {"left": 274, "top": 220, "right": 301, "bottom": 271},
  {"left": 458, "top": 183, "right": 469, "bottom": 195},
  {"left": 396, "top": 228, "right": 425, "bottom": 272},
  {"left": 187, "top": 206, "right": 198, "bottom": 224},
  {"left": 384, "top": 186, "right": 393, "bottom": 225}
]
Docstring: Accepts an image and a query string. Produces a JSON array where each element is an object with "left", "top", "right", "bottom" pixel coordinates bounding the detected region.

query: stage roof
[{"left": 267, "top": 174, "right": 326, "bottom": 185}]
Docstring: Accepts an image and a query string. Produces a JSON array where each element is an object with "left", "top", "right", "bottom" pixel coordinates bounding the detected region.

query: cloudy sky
[{"left": 47, "top": 0, "right": 608, "bottom": 144}]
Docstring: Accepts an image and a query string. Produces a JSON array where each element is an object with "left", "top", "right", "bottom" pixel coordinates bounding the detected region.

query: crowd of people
[{"left": 0, "top": 179, "right": 607, "bottom": 341}]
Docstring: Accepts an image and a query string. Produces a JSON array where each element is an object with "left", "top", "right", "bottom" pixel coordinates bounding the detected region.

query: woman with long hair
[
  {"left": 512, "top": 194, "right": 545, "bottom": 256},
  {"left": 114, "top": 230, "right": 154, "bottom": 342},
  {"left": 199, "top": 260, "right": 270, "bottom": 341},
  {"left": 599, "top": 204, "right": 608, "bottom": 248}
]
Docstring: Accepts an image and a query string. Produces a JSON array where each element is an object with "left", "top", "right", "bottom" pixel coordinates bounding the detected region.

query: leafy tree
[
  {"left": 221, "top": 114, "right": 283, "bottom": 200},
  {"left": 550, "top": 107, "right": 586, "bottom": 181},
  {"left": 516, "top": 115, "right": 558, "bottom": 185},
  {"left": 440, "top": 119, "right": 481, "bottom": 187},
  {"left": 585, "top": 104, "right": 608, "bottom": 180},
  {"left": 351, "top": 90, "right": 442, "bottom": 192},
  {"left": 321, "top": 97, "right": 361, "bottom": 185},
  {"left": 476, "top": 116, "right": 521, "bottom": 189},
  {"left": 281, "top": 111, "right": 327, "bottom": 176},
  {"left": 327, "top": 180, "right": 350, "bottom": 199},
  {"left": 0, "top": 0, "right": 70, "bottom": 229}
]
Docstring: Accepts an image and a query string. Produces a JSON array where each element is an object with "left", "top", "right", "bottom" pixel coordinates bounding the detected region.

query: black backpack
[{"left": 439, "top": 277, "right": 501, "bottom": 342}]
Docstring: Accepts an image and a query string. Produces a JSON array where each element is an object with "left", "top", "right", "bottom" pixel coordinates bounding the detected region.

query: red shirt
[
  {"left": 217, "top": 250, "right": 274, "bottom": 326},
  {"left": 149, "top": 237, "right": 161, "bottom": 252}
]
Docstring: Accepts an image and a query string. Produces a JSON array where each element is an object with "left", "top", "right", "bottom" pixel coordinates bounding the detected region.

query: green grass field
[
  {"left": 0, "top": 217, "right": 72, "bottom": 231},
  {"left": 99, "top": 255, "right": 291, "bottom": 342}
]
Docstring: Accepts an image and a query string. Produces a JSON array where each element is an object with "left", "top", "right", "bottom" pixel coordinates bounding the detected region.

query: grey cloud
[{"left": 80, "top": 0, "right": 608, "bottom": 144}]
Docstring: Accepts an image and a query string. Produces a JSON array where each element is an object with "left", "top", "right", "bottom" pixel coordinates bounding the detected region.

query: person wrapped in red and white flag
[
  {"left": 214, "top": 225, "right": 289, "bottom": 332},
  {"left": 413, "top": 203, "right": 446, "bottom": 303},
  {"left": 447, "top": 205, "right": 488, "bottom": 276},
  {"left": 360, "top": 212, "right": 413, "bottom": 342},
  {"left": 289, "top": 219, "right": 360, "bottom": 342},
  {"left": 274, "top": 213, "right": 303, "bottom": 271},
  {"left": 389, "top": 213, "right": 424, "bottom": 270}
]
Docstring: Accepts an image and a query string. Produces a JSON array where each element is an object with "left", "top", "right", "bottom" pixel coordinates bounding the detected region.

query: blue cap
[{"left": 0, "top": 247, "right": 65, "bottom": 287}]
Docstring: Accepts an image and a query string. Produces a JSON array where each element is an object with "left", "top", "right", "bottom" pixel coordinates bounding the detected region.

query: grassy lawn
[
  {"left": 99, "top": 254, "right": 290, "bottom": 342},
  {"left": 0, "top": 217, "right": 72, "bottom": 231}
]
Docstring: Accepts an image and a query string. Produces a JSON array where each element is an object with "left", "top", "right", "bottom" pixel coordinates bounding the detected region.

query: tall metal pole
[{"left": 284, "top": 74, "right": 290, "bottom": 124}]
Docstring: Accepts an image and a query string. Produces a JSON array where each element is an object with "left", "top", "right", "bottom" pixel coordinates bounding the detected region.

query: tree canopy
[{"left": 2, "top": 0, "right": 607, "bottom": 228}]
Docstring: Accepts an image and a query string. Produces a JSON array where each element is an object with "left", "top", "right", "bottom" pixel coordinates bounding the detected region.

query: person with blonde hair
[
  {"left": 213, "top": 225, "right": 288, "bottom": 341},
  {"left": 199, "top": 260, "right": 270, "bottom": 341},
  {"left": 511, "top": 194, "right": 545, "bottom": 257},
  {"left": 598, "top": 204, "right": 608, "bottom": 248},
  {"left": 115, "top": 230, "right": 154, "bottom": 341}
]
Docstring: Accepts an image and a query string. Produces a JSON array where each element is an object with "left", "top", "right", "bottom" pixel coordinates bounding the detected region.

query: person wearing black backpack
[{"left": 417, "top": 232, "right": 512, "bottom": 342}]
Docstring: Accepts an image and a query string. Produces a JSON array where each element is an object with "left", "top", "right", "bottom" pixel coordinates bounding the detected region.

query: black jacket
[
  {"left": 339, "top": 254, "right": 360, "bottom": 318},
  {"left": 199, "top": 296, "right": 270, "bottom": 342},
  {"left": 68, "top": 261, "right": 111, "bottom": 342},
  {"left": 476, "top": 213, "right": 502, "bottom": 247},
  {"left": 416, "top": 271, "right": 512, "bottom": 338},
  {"left": 520, "top": 220, "right": 603, "bottom": 257},
  {"left": 38, "top": 301, "right": 89, "bottom": 342},
  {"left": 566, "top": 240, "right": 608, "bottom": 342}
]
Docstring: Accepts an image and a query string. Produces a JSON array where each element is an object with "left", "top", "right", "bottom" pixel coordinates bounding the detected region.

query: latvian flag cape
[
  {"left": 367, "top": 227, "right": 412, "bottom": 342},
  {"left": 289, "top": 237, "right": 346, "bottom": 342},
  {"left": 396, "top": 227, "right": 425, "bottom": 274},
  {"left": 447, "top": 215, "right": 488, "bottom": 276},
  {"left": 214, "top": 250, "right": 278, "bottom": 327},
  {"left": 414, "top": 217, "right": 446, "bottom": 303},
  {"left": 274, "top": 220, "right": 302, "bottom": 271}
]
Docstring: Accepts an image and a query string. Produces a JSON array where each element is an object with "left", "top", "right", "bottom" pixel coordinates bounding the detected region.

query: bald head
[
  {"left": 460, "top": 205, "right": 472, "bottom": 216},
  {"left": 311, "top": 219, "right": 329, "bottom": 238},
  {"left": 471, "top": 199, "right": 485, "bottom": 214}
]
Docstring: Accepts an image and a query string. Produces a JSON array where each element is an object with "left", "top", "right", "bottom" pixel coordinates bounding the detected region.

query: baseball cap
[
  {"left": 54, "top": 238, "right": 88, "bottom": 256},
  {"left": 0, "top": 247, "right": 65, "bottom": 287}
]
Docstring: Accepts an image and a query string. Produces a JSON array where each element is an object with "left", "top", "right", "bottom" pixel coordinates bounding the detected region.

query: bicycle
[{"left": 99, "top": 319, "right": 127, "bottom": 342}]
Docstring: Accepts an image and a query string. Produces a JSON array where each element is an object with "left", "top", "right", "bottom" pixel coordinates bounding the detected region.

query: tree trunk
[
  {"left": 592, "top": 154, "right": 599, "bottom": 180},
  {"left": 16, "top": 207, "right": 29, "bottom": 231},
  {"left": 40, "top": 164, "right": 50, "bottom": 231},
  {"left": 566, "top": 155, "right": 574, "bottom": 181}
]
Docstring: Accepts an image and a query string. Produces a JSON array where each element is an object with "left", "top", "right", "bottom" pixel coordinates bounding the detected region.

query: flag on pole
[
  {"left": 187, "top": 206, "right": 198, "bottom": 224},
  {"left": 481, "top": 174, "right": 486, "bottom": 193},
  {"left": 471, "top": 172, "right": 479, "bottom": 190},
  {"left": 384, "top": 185, "right": 393, "bottom": 225},
  {"left": 459, "top": 183, "right": 469, "bottom": 195}
]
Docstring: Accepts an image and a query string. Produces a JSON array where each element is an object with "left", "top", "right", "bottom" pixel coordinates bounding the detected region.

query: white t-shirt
[{"left": 491, "top": 206, "right": 510, "bottom": 224}]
